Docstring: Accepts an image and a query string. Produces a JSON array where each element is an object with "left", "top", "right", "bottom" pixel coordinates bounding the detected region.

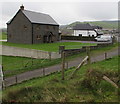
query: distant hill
[
  {"left": 0, "top": 28, "right": 7, "bottom": 33},
  {"left": 60, "top": 20, "right": 118, "bottom": 36},
  {"left": 68, "top": 21, "right": 118, "bottom": 29}
]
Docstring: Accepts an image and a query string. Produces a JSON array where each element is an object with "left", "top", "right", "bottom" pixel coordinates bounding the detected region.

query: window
[
  {"left": 36, "top": 35, "right": 41, "bottom": 40},
  {"left": 79, "top": 34, "right": 82, "bottom": 37},
  {"left": 53, "top": 26, "right": 55, "bottom": 30},
  {"left": 92, "top": 35, "right": 94, "bottom": 37},
  {"left": 9, "top": 34, "right": 12, "bottom": 38},
  {"left": 97, "top": 36, "right": 101, "bottom": 38},
  {"left": 53, "top": 35, "right": 56, "bottom": 40},
  {"left": 36, "top": 25, "right": 40, "bottom": 30},
  {"left": 24, "top": 25, "right": 27, "bottom": 30}
]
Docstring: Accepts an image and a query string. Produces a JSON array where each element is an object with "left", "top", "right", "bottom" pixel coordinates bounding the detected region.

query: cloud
[{"left": 1, "top": 1, "right": 118, "bottom": 28}]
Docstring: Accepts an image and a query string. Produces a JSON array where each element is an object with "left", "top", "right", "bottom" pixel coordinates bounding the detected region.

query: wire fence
[
  {"left": 2, "top": 42, "right": 114, "bottom": 87},
  {"left": 65, "top": 44, "right": 96, "bottom": 49},
  {"left": 3, "top": 55, "right": 50, "bottom": 78}
]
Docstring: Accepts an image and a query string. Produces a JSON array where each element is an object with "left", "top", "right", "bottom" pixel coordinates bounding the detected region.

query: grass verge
[
  {"left": 2, "top": 42, "right": 96, "bottom": 52},
  {"left": 2, "top": 55, "right": 61, "bottom": 77},
  {"left": 2, "top": 55, "right": 119, "bottom": 102}
]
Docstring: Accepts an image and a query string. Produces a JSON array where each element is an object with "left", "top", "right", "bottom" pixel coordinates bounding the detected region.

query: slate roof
[
  {"left": 7, "top": 10, "right": 59, "bottom": 26},
  {"left": 73, "top": 24, "right": 94, "bottom": 30}
]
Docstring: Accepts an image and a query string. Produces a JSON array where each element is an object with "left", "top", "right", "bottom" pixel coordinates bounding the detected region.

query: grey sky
[{"left": 1, "top": 1, "right": 118, "bottom": 28}]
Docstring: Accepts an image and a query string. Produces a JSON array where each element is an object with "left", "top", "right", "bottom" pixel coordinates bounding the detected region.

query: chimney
[{"left": 20, "top": 5, "right": 24, "bottom": 10}]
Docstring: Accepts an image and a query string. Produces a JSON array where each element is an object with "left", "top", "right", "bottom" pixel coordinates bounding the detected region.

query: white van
[{"left": 95, "top": 35, "right": 112, "bottom": 42}]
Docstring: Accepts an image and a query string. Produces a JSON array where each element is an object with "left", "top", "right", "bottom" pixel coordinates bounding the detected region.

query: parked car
[{"left": 95, "top": 35, "right": 112, "bottom": 42}]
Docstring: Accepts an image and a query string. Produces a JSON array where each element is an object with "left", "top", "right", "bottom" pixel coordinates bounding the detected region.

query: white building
[{"left": 73, "top": 24, "right": 103, "bottom": 37}]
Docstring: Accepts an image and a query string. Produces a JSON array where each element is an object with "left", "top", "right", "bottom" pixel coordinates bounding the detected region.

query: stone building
[{"left": 7, "top": 5, "right": 60, "bottom": 44}]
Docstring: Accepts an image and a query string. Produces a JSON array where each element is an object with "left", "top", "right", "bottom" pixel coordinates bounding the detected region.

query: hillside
[
  {"left": 68, "top": 21, "right": 118, "bottom": 29},
  {"left": 3, "top": 56, "right": 119, "bottom": 102}
]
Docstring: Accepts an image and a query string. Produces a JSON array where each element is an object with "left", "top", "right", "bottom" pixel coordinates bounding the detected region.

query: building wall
[
  {"left": 74, "top": 30, "right": 97, "bottom": 37},
  {"left": 7, "top": 10, "right": 59, "bottom": 44},
  {"left": 32, "top": 24, "right": 59, "bottom": 44},
  {"left": 7, "top": 10, "right": 32, "bottom": 44}
]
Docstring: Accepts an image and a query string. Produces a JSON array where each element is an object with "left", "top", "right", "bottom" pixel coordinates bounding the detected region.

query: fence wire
[{"left": 3, "top": 54, "right": 50, "bottom": 77}]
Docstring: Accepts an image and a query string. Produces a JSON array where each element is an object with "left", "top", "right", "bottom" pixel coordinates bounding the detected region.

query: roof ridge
[
  {"left": 22, "top": 9, "right": 49, "bottom": 16},
  {"left": 73, "top": 23, "right": 94, "bottom": 30},
  {"left": 7, "top": 9, "right": 59, "bottom": 25}
]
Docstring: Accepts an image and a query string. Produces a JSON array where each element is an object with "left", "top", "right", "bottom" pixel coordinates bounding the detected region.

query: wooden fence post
[
  {"left": 86, "top": 46, "right": 91, "bottom": 65},
  {"left": 43, "top": 68, "right": 45, "bottom": 76},
  {"left": 61, "top": 51, "right": 65, "bottom": 80},
  {"left": 59, "top": 45, "right": 65, "bottom": 57},
  {"left": 2, "top": 78, "right": 5, "bottom": 89},
  {"left": 1, "top": 65, "right": 5, "bottom": 89},
  {"left": 70, "top": 56, "right": 88, "bottom": 79},
  {"left": 48, "top": 52, "right": 51, "bottom": 61},
  {"left": 105, "top": 52, "right": 107, "bottom": 60},
  {"left": 66, "top": 61, "right": 68, "bottom": 69},
  {"left": 103, "top": 76, "right": 118, "bottom": 89}
]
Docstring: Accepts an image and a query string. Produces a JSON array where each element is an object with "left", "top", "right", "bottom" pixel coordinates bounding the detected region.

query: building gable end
[{"left": 6, "top": 10, "right": 31, "bottom": 25}]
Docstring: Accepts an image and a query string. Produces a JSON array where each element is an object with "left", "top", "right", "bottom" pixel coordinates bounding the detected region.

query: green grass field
[
  {"left": 2, "top": 55, "right": 61, "bottom": 77},
  {"left": 3, "top": 55, "right": 119, "bottom": 102},
  {"left": 0, "top": 32, "right": 7, "bottom": 40},
  {"left": 2, "top": 42, "right": 96, "bottom": 52}
]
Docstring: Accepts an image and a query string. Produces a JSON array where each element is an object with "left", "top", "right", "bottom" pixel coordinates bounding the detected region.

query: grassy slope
[
  {"left": 85, "top": 21, "right": 118, "bottom": 29},
  {"left": 69, "top": 21, "right": 118, "bottom": 29},
  {"left": 3, "top": 55, "right": 119, "bottom": 102},
  {"left": 2, "top": 42, "right": 96, "bottom": 52}
]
